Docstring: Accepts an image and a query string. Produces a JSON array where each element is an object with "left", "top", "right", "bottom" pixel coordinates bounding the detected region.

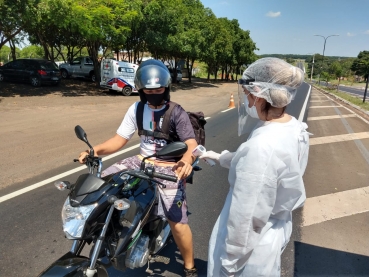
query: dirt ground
[{"left": 0, "top": 77, "right": 237, "bottom": 189}]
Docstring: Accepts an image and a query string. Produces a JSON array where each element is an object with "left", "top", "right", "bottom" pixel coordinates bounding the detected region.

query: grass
[
  {"left": 316, "top": 84, "right": 369, "bottom": 112},
  {"left": 192, "top": 61, "right": 244, "bottom": 80}
]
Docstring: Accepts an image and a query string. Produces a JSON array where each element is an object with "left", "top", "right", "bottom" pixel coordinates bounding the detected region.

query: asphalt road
[
  {"left": 0, "top": 82, "right": 310, "bottom": 277},
  {"left": 316, "top": 80, "right": 368, "bottom": 98}
]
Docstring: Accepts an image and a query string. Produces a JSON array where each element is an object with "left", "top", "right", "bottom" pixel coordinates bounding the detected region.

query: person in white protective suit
[{"left": 200, "top": 57, "right": 310, "bottom": 277}]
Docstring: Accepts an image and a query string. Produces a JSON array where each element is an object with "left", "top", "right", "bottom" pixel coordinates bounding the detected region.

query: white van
[{"left": 100, "top": 59, "right": 138, "bottom": 96}]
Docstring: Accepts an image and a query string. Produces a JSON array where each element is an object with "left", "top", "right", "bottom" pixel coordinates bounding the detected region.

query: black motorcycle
[{"left": 38, "top": 125, "right": 200, "bottom": 277}]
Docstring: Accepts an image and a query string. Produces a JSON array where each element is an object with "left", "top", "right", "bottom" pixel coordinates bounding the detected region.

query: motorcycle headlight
[{"left": 62, "top": 197, "right": 97, "bottom": 239}]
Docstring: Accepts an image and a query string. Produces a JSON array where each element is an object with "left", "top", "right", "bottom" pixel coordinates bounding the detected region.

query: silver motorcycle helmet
[{"left": 134, "top": 59, "right": 172, "bottom": 104}]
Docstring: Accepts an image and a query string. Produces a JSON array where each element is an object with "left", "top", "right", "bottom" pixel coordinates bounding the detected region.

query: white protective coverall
[{"left": 207, "top": 116, "right": 309, "bottom": 277}]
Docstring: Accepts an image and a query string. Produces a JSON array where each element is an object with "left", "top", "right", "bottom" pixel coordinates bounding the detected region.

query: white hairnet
[{"left": 239, "top": 58, "right": 304, "bottom": 108}]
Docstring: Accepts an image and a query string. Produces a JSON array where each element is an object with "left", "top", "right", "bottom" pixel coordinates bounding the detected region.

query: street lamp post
[
  {"left": 314, "top": 34, "right": 339, "bottom": 85},
  {"left": 363, "top": 71, "right": 369, "bottom": 103},
  {"left": 308, "top": 53, "right": 315, "bottom": 82}
]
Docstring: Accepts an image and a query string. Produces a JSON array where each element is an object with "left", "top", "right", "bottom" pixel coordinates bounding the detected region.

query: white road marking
[
  {"left": 0, "top": 144, "right": 140, "bottom": 203},
  {"left": 298, "top": 84, "right": 311, "bottom": 122},
  {"left": 309, "top": 105, "right": 341, "bottom": 108},
  {"left": 310, "top": 100, "right": 331, "bottom": 103},
  {"left": 310, "top": 132, "right": 369, "bottom": 145},
  {"left": 321, "top": 92, "right": 369, "bottom": 125},
  {"left": 300, "top": 89, "right": 369, "bottom": 227},
  {"left": 221, "top": 107, "right": 235, "bottom": 113},
  {"left": 302, "top": 186, "right": 369, "bottom": 227},
  {"left": 0, "top": 116, "right": 213, "bottom": 204},
  {"left": 308, "top": 114, "right": 357, "bottom": 121}
]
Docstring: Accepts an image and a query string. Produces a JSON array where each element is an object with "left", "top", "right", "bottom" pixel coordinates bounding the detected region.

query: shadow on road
[
  {"left": 103, "top": 237, "right": 208, "bottom": 277},
  {"left": 0, "top": 77, "right": 236, "bottom": 98},
  {"left": 294, "top": 241, "right": 369, "bottom": 276},
  {"left": 0, "top": 78, "right": 108, "bottom": 97}
]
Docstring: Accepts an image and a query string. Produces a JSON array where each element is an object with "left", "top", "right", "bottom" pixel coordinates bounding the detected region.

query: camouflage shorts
[{"left": 101, "top": 155, "right": 189, "bottom": 224}]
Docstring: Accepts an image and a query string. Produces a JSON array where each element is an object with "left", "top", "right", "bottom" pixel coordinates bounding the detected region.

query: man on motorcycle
[{"left": 78, "top": 59, "right": 199, "bottom": 277}]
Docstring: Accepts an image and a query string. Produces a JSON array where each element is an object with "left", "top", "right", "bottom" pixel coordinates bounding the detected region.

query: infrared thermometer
[{"left": 192, "top": 145, "right": 216, "bottom": 166}]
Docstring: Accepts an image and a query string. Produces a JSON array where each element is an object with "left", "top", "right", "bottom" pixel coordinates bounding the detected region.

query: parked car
[
  {"left": 59, "top": 56, "right": 96, "bottom": 82},
  {"left": 0, "top": 59, "right": 61, "bottom": 87},
  {"left": 168, "top": 68, "right": 183, "bottom": 83}
]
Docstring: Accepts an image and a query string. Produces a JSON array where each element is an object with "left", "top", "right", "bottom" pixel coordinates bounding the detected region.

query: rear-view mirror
[
  {"left": 156, "top": 142, "right": 188, "bottom": 157},
  {"left": 75, "top": 125, "right": 87, "bottom": 143}
]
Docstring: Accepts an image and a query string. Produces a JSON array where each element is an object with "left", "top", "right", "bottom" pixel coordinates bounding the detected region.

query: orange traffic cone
[{"left": 228, "top": 93, "right": 235, "bottom": 108}]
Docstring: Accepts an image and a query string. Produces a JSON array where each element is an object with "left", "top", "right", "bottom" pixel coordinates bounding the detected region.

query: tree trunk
[
  {"left": 9, "top": 40, "right": 17, "bottom": 61},
  {"left": 173, "top": 59, "right": 178, "bottom": 82},
  {"left": 186, "top": 58, "right": 190, "bottom": 83},
  {"left": 337, "top": 78, "right": 340, "bottom": 91},
  {"left": 88, "top": 41, "right": 101, "bottom": 86},
  {"left": 115, "top": 49, "right": 119, "bottom": 61},
  {"left": 190, "top": 58, "right": 195, "bottom": 83}
]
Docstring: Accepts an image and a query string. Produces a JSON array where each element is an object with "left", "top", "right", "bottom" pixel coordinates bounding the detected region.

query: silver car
[{"left": 169, "top": 68, "right": 182, "bottom": 83}]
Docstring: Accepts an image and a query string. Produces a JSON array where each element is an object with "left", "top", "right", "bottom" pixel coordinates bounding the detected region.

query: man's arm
[
  {"left": 173, "top": 138, "right": 198, "bottom": 180},
  {"left": 93, "top": 134, "right": 129, "bottom": 156},
  {"left": 78, "top": 134, "right": 128, "bottom": 163}
]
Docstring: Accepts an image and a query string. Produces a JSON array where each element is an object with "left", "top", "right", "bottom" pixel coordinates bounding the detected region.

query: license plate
[{"left": 51, "top": 77, "right": 59, "bottom": 81}]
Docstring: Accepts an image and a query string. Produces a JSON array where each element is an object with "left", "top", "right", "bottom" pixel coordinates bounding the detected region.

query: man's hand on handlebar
[
  {"left": 78, "top": 150, "right": 90, "bottom": 164},
  {"left": 173, "top": 159, "right": 193, "bottom": 180}
]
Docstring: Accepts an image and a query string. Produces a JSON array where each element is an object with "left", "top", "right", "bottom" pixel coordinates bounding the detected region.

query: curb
[{"left": 312, "top": 85, "right": 369, "bottom": 116}]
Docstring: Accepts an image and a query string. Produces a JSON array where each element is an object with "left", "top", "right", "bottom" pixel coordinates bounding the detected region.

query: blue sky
[{"left": 200, "top": 0, "right": 369, "bottom": 58}]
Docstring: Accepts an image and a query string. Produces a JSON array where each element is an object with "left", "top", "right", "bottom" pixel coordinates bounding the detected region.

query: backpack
[{"left": 136, "top": 101, "right": 206, "bottom": 146}]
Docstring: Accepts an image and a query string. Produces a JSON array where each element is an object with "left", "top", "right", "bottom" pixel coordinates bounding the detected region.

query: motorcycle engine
[{"left": 125, "top": 234, "right": 150, "bottom": 269}]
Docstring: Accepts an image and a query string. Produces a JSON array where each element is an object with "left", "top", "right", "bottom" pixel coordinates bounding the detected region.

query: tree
[
  {"left": 340, "top": 58, "right": 354, "bottom": 77},
  {"left": 67, "top": 0, "right": 139, "bottom": 84},
  {"left": 320, "top": 71, "right": 331, "bottom": 84},
  {"left": 124, "top": 1, "right": 146, "bottom": 64},
  {"left": 231, "top": 24, "right": 257, "bottom": 80},
  {"left": 200, "top": 12, "right": 233, "bottom": 80},
  {"left": 330, "top": 61, "right": 342, "bottom": 88},
  {"left": 286, "top": 57, "right": 295, "bottom": 64},
  {"left": 143, "top": 0, "right": 187, "bottom": 79},
  {"left": 351, "top": 50, "right": 369, "bottom": 81},
  {"left": 181, "top": 0, "right": 207, "bottom": 82},
  {"left": 0, "top": 0, "right": 38, "bottom": 51},
  {"left": 351, "top": 51, "right": 369, "bottom": 102},
  {"left": 0, "top": 44, "right": 11, "bottom": 63},
  {"left": 2, "top": 0, "right": 258, "bottom": 83},
  {"left": 19, "top": 45, "right": 44, "bottom": 58},
  {"left": 0, "top": 0, "right": 39, "bottom": 61}
]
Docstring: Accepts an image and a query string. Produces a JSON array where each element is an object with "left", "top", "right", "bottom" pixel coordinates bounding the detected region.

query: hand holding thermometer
[{"left": 192, "top": 145, "right": 216, "bottom": 166}]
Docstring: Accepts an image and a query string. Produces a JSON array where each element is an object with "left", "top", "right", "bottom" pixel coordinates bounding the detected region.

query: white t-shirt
[{"left": 117, "top": 102, "right": 195, "bottom": 159}]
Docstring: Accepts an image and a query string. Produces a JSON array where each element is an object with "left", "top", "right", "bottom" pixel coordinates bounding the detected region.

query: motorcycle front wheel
[{"left": 37, "top": 252, "right": 109, "bottom": 277}]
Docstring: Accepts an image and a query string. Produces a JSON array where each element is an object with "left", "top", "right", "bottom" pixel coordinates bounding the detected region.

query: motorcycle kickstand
[
  {"left": 146, "top": 255, "right": 171, "bottom": 274},
  {"left": 146, "top": 259, "right": 153, "bottom": 274}
]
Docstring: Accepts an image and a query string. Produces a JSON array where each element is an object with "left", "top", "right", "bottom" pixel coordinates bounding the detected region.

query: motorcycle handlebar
[
  {"left": 73, "top": 156, "right": 101, "bottom": 163},
  {"left": 126, "top": 170, "right": 178, "bottom": 183},
  {"left": 152, "top": 172, "right": 178, "bottom": 182}
]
